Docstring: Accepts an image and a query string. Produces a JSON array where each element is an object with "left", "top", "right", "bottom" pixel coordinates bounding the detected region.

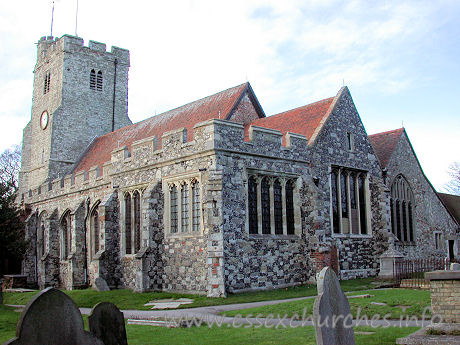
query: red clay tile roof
[
  {"left": 245, "top": 97, "right": 335, "bottom": 144},
  {"left": 73, "top": 83, "right": 251, "bottom": 173},
  {"left": 368, "top": 128, "right": 404, "bottom": 168}
]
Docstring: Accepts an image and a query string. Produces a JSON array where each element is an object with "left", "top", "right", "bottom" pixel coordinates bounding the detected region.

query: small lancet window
[
  {"left": 90, "top": 69, "right": 96, "bottom": 90},
  {"left": 96, "top": 71, "right": 103, "bottom": 91}
]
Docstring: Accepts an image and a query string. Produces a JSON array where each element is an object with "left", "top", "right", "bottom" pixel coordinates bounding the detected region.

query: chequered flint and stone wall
[{"left": 308, "top": 88, "right": 390, "bottom": 279}]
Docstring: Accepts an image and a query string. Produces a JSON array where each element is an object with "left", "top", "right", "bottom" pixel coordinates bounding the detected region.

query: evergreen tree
[{"left": 0, "top": 181, "right": 27, "bottom": 277}]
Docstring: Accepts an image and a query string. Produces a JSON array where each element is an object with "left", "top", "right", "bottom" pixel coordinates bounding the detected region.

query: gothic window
[
  {"left": 60, "top": 211, "right": 71, "bottom": 260},
  {"left": 133, "top": 191, "right": 141, "bottom": 253},
  {"left": 170, "top": 185, "right": 178, "bottom": 233},
  {"left": 38, "top": 212, "right": 48, "bottom": 257},
  {"left": 123, "top": 190, "right": 143, "bottom": 254},
  {"left": 90, "top": 69, "right": 103, "bottom": 91},
  {"left": 90, "top": 69, "right": 96, "bottom": 90},
  {"left": 165, "top": 175, "right": 202, "bottom": 236},
  {"left": 331, "top": 170, "right": 340, "bottom": 234},
  {"left": 274, "top": 179, "right": 283, "bottom": 235},
  {"left": 43, "top": 71, "right": 51, "bottom": 94},
  {"left": 347, "top": 132, "right": 355, "bottom": 151},
  {"left": 286, "top": 179, "right": 295, "bottom": 235},
  {"left": 435, "top": 232, "right": 442, "bottom": 250},
  {"left": 390, "top": 175, "right": 415, "bottom": 243},
  {"left": 358, "top": 174, "right": 367, "bottom": 235},
  {"left": 261, "top": 177, "right": 271, "bottom": 235},
  {"left": 330, "top": 167, "right": 369, "bottom": 235},
  {"left": 124, "top": 193, "right": 132, "bottom": 254},
  {"left": 90, "top": 204, "right": 100, "bottom": 258},
  {"left": 192, "top": 181, "right": 201, "bottom": 232},
  {"left": 181, "top": 184, "right": 190, "bottom": 233},
  {"left": 248, "top": 176, "right": 258, "bottom": 234},
  {"left": 246, "top": 172, "right": 299, "bottom": 236},
  {"left": 97, "top": 71, "right": 103, "bottom": 91}
]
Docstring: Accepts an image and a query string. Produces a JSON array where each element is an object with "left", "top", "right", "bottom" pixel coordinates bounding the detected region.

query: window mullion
[
  {"left": 269, "top": 179, "right": 275, "bottom": 235},
  {"left": 281, "top": 179, "right": 287, "bottom": 235}
]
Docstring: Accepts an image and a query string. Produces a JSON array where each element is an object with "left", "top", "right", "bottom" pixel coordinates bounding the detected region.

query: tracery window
[
  {"left": 390, "top": 175, "right": 415, "bottom": 243},
  {"left": 165, "top": 176, "right": 202, "bottom": 236},
  {"left": 60, "top": 210, "right": 72, "bottom": 260},
  {"left": 330, "top": 167, "right": 370, "bottom": 235},
  {"left": 123, "top": 189, "right": 143, "bottom": 254},
  {"left": 247, "top": 172, "right": 299, "bottom": 236}
]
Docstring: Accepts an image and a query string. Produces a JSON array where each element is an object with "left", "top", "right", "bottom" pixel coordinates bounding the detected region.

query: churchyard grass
[
  {"left": 0, "top": 306, "right": 419, "bottom": 345},
  {"left": 0, "top": 305, "right": 20, "bottom": 343},
  {"left": 3, "top": 277, "right": 380, "bottom": 310},
  {"left": 222, "top": 288, "right": 431, "bottom": 320}
]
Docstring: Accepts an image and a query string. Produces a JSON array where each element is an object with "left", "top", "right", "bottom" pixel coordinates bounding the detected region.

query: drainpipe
[
  {"left": 83, "top": 198, "right": 90, "bottom": 286},
  {"left": 111, "top": 58, "right": 118, "bottom": 132}
]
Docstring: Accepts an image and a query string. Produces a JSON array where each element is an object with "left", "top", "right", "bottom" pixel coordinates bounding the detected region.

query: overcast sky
[{"left": 1, "top": 0, "right": 459, "bottom": 190}]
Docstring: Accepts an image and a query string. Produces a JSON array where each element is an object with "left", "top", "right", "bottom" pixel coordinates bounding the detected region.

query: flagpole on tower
[
  {"left": 50, "top": 1, "right": 55, "bottom": 36},
  {"left": 75, "top": 0, "right": 79, "bottom": 36}
]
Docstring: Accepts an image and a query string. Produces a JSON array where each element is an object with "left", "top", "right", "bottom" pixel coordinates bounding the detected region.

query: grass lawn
[
  {"left": 3, "top": 277, "right": 382, "bottom": 310},
  {"left": 222, "top": 288, "right": 431, "bottom": 320},
  {"left": 0, "top": 304, "right": 419, "bottom": 345}
]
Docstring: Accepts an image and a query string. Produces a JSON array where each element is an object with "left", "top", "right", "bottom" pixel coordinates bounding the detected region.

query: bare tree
[
  {"left": 444, "top": 161, "right": 460, "bottom": 195},
  {"left": 0, "top": 145, "right": 21, "bottom": 191}
]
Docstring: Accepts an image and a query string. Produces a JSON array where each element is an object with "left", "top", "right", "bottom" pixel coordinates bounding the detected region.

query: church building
[{"left": 19, "top": 34, "right": 459, "bottom": 297}]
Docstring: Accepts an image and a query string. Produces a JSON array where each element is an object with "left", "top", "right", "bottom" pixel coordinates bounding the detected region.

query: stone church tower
[{"left": 19, "top": 35, "right": 131, "bottom": 195}]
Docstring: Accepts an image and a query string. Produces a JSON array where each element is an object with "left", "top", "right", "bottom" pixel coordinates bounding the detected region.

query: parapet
[{"left": 37, "top": 34, "right": 129, "bottom": 64}]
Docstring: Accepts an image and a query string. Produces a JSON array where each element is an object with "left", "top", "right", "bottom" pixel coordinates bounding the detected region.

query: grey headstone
[
  {"left": 450, "top": 263, "right": 460, "bottom": 271},
  {"left": 313, "top": 267, "right": 356, "bottom": 345},
  {"left": 94, "top": 277, "right": 110, "bottom": 291},
  {"left": 88, "top": 302, "right": 128, "bottom": 345},
  {"left": 4, "top": 287, "right": 103, "bottom": 345}
]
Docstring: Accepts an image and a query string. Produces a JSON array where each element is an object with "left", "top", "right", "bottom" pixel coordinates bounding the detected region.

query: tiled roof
[
  {"left": 246, "top": 97, "right": 335, "bottom": 144},
  {"left": 73, "top": 83, "right": 250, "bottom": 173},
  {"left": 438, "top": 193, "right": 460, "bottom": 224},
  {"left": 368, "top": 128, "right": 404, "bottom": 168}
]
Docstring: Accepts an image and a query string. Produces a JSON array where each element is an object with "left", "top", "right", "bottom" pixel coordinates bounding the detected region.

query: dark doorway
[{"left": 448, "top": 240, "right": 455, "bottom": 261}]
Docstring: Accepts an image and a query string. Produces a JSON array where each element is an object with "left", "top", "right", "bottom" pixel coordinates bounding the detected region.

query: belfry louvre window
[
  {"left": 390, "top": 175, "right": 415, "bottom": 243},
  {"left": 330, "top": 167, "right": 370, "bottom": 235},
  {"left": 165, "top": 176, "right": 202, "bottom": 236},
  {"left": 90, "top": 69, "right": 103, "bottom": 91},
  {"left": 123, "top": 189, "right": 143, "bottom": 254},
  {"left": 247, "top": 173, "right": 300, "bottom": 236},
  {"left": 43, "top": 72, "right": 51, "bottom": 94}
]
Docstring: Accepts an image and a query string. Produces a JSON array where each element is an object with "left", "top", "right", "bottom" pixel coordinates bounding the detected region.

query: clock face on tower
[{"left": 40, "top": 111, "right": 49, "bottom": 130}]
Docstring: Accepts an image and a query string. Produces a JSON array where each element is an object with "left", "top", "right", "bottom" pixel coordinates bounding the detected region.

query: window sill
[
  {"left": 332, "top": 233, "right": 373, "bottom": 239},
  {"left": 166, "top": 232, "right": 203, "bottom": 239},
  {"left": 398, "top": 241, "right": 416, "bottom": 246},
  {"left": 249, "top": 234, "right": 300, "bottom": 240}
]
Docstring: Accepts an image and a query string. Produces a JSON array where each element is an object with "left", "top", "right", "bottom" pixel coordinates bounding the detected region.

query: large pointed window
[
  {"left": 123, "top": 190, "right": 143, "bottom": 254},
  {"left": 90, "top": 204, "right": 100, "bottom": 258},
  {"left": 390, "top": 175, "right": 415, "bottom": 243},
  {"left": 330, "top": 167, "right": 369, "bottom": 235},
  {"left": 248, "top": 176, "right": 258, "bottom": 234}
]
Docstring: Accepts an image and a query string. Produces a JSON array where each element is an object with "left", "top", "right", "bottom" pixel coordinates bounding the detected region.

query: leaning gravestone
[
  {"left": 88, "top": 302, "right": 128, "bottom": 345},
  {"left": 4, "top": 287, "right": 103, "bottom": 345},
  {"left": 94, "top": 277, "right": 110, "bottom": 291},
  {"left": 313, "top": 267, "right": 356, "bottom": 345}
]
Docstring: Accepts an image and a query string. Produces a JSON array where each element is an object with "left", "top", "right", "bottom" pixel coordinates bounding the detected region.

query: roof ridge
[
  {"left": 368, "top": 127, "right": 404, "bottom": 137},
  {"left": 270, "top": 96, "right": 335, "bottom": 118},
  {"left": 88, "top": 82, "right": 249, "bottom": 141}
]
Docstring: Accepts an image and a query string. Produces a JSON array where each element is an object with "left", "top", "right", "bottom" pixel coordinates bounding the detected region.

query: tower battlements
[{"left": 37, "top": 34, "right": 130, "bottom": 65}]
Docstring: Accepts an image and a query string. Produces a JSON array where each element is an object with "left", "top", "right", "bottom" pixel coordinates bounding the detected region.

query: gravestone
[
  {"left": 94, "top": 277, "right": 110, "bottom": 291},
  {"left": 313, "top": 266, "right": 355, "bottom": 345},
  {"left": 4, "top": 287, "right": 103, "bottom": 345},
  {"left": 88, "top": 302, "right": 128, "bottom": 345}
]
